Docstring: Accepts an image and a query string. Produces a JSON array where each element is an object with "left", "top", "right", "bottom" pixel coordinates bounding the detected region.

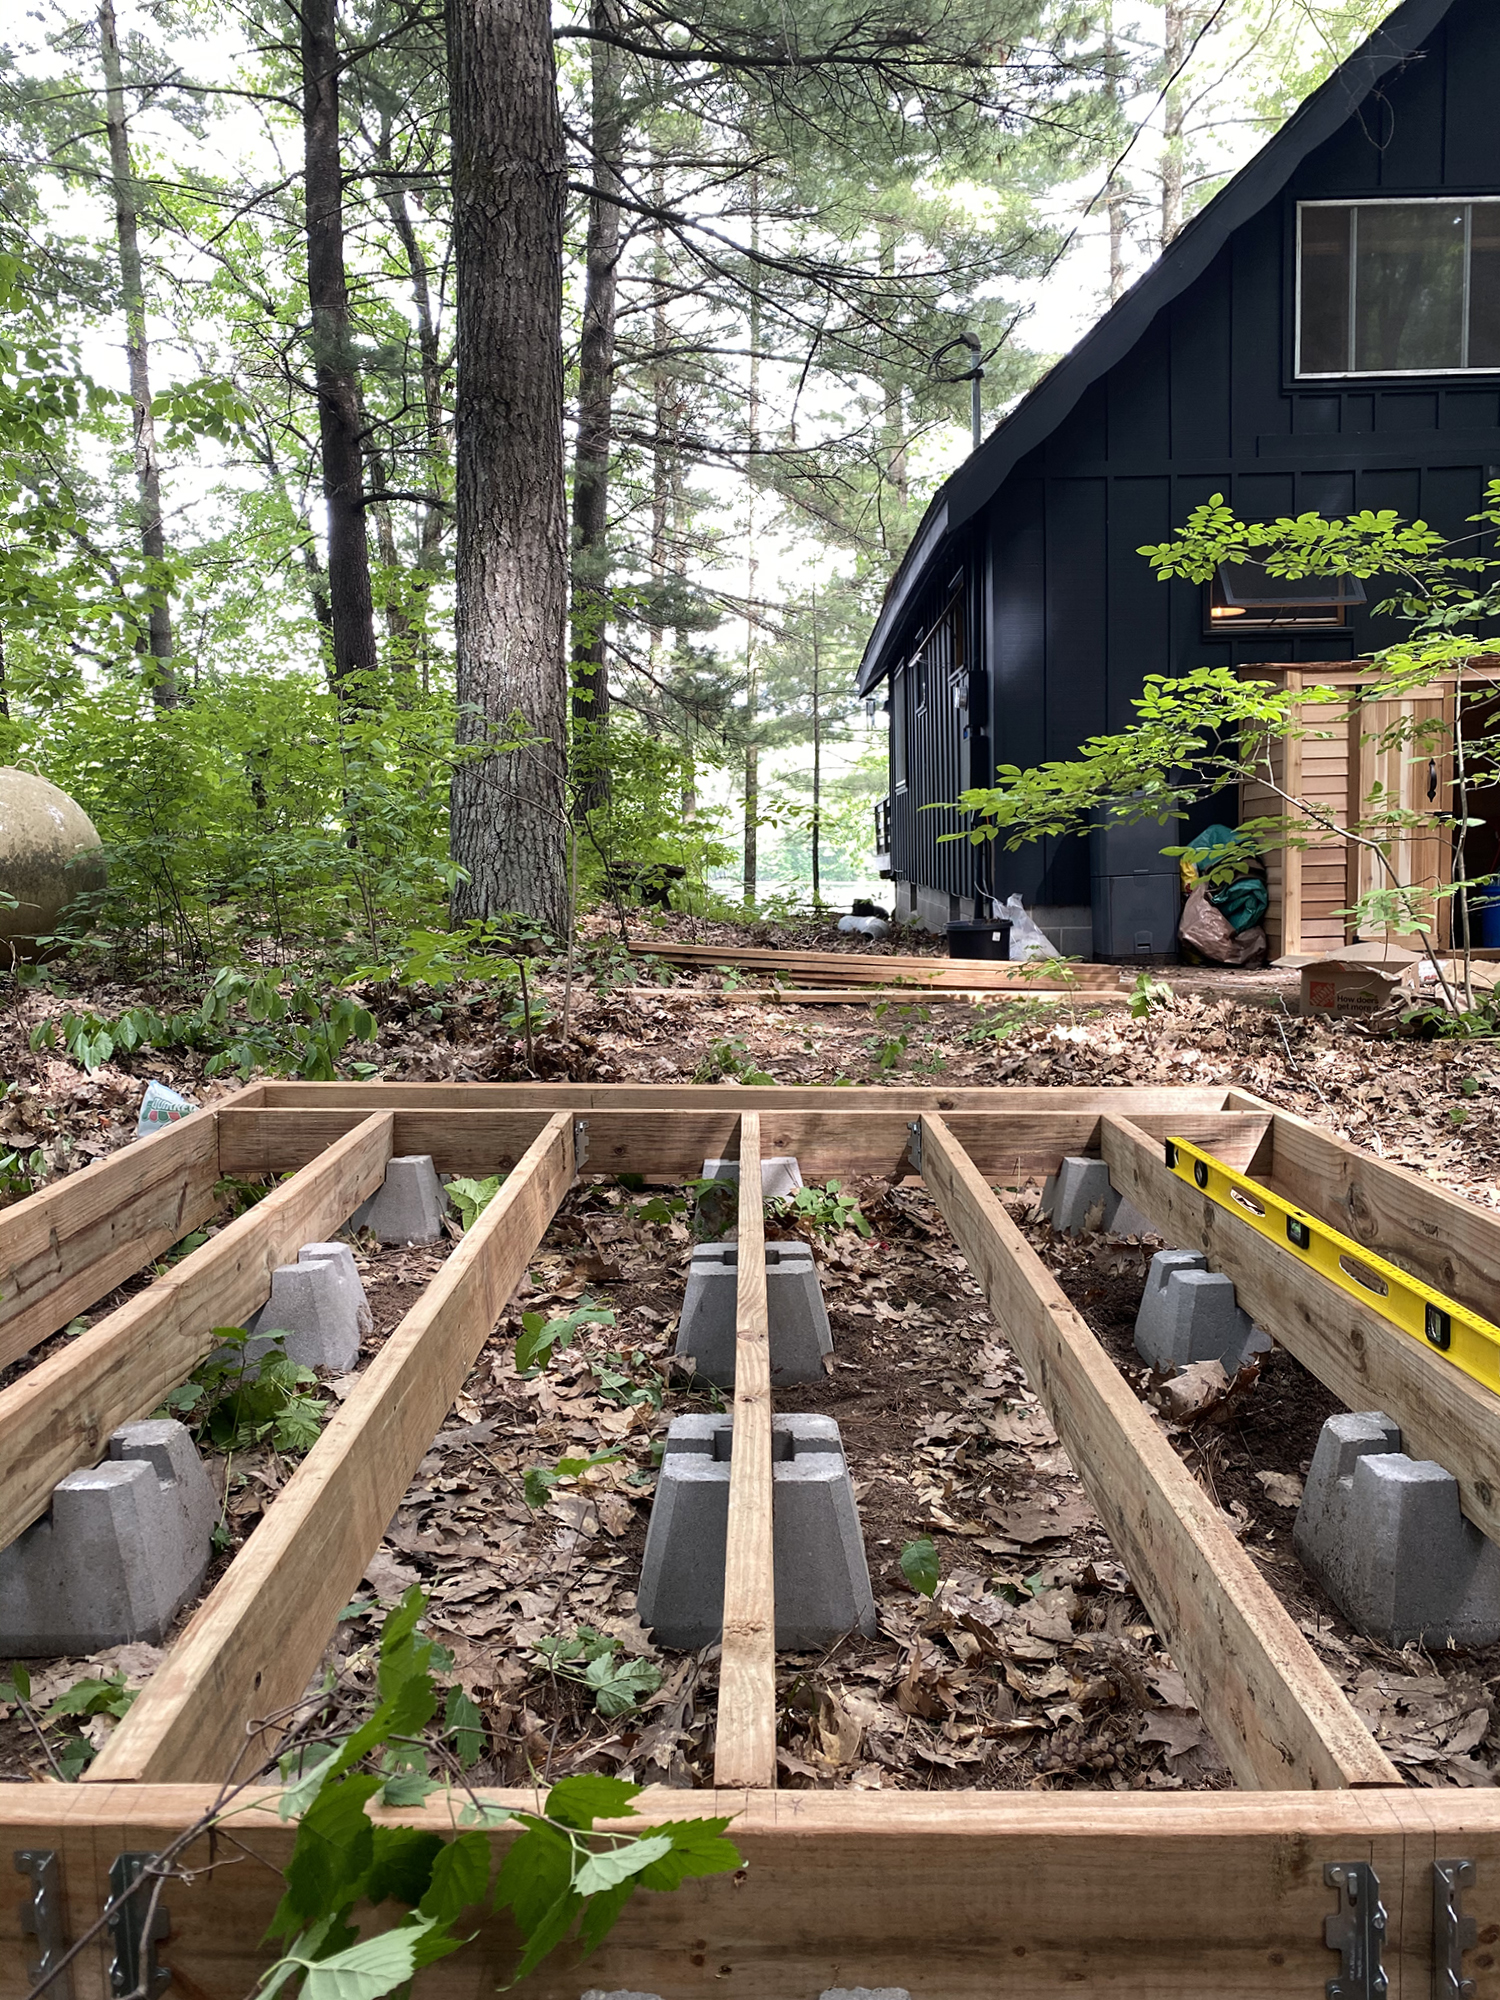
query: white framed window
[{"left": 1296, "top": 198, "right": 1500, "bottom": 377}]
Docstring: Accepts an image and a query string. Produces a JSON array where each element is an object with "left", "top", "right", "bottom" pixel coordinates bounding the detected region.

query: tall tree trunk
[
  {"left": 380, "top": 170, "right": 450, "bottom": 641},
  {"left": 446, "top": 0, "right": 568, "bottom": 930},
  {"left": 648, "top": 158, "right": 671, "bottom": 681},
  {"left": 742, "top": 186, "right": 761, "bottom": 909},
  {"left": 569, "top": 0, "right": 625, "bottom": 811},
  {"left": 300, "top": 0, "right": 379, "bottom": 693},
  {"left": 1104, "top": 10, "right": 1128, "bottom": 300},
  {"left": 99, "top": 0, "right": 175, "bottom": 707},
  {"left": 811, "top": 593, "right": 822, "bottom": 907}
]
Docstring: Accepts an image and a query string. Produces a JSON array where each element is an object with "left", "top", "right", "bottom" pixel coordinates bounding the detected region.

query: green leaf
[
  {"left": 449, "top": 1174, "right": 502, "bottom": 1230},
  {"left": 444, "top": 1686, "right": 485, "bottom": 1769},
  {"left": 544, "top": 1774, "right": 641, "bottom": 1830},
  {"left": 457, "top": 1800, "right": 514, "bottom": 1828},
  {"left": 492, "top": 1820, "right": 574, "bottom": 1934},
  {"left": 276, "top": 1741, "right": 341, "bottom": 1820},
  {"left": 900, "top": 1537, "right": 940, "bottom": 1597},
  {"left": 268, "top": 1773, "right": 382, "bottom": 1936},
  {"left": 576, "top": 1878, "right": 638, "bottom": 1957},
  {"left": 573, "top": 1833, "right": 674, "bottom": 1898},
  {"left": 360, "top": 1826, "right": 443, "bottom": 1907},
  {"left": 419, "top": 1832, "right": 492, "bottom": 1924},
  {"left": 295, "top": 1916, "right": 439, "bottom": 2000},
  {"left": 633, "top": 1817, "right": 742, "bottom": 1892},
  {"left": 376, "top": 1771, "right": 438, "bottom": 1808},
  {"left": 2, "top": 1661, "right": 31, "bottom": 1704}
]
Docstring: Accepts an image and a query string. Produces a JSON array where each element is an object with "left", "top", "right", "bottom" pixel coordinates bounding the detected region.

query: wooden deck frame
[{"left": 10, "top": 1079, "right": 1500, "bottom": 1993}]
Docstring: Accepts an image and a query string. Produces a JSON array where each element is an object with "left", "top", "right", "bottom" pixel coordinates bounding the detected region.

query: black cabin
[{"left": 858, "top": 0, "right": 1500, "bottom": 954}]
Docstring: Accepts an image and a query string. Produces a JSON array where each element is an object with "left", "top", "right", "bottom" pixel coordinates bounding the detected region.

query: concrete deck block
[
  {"left": 350, "top": 1154, "right": 449, "bottom": 1244},
  {"left": 245, "top": 1243, "right": 370, "bottom": 1374},
  {"left": 0, "top": 1420, "right": 216, "bottom": 1655},
  {"left": 1134, "top": 1249, "right": 1270, "bottom": 1376},
  {"left": 638, "top": 1414, "right": 877, "bottom": 1650},
  {"left": 1294, "top": 1411, "right": 1500, "bottom": 1646},
  {"left": 702, "top": 1154, "right": 805, "bottom": 1201},
  {"left": 676, "top": 1242, "right": 832, "bottom": 1387},
  {"left": 1039, "top": 1156, "right": 1154, "bottom": 1238}
]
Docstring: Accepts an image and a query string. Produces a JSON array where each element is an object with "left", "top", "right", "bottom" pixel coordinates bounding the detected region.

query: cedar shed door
[{"left": 1348, "top": 687, "right": 1452, "bottom": 945}]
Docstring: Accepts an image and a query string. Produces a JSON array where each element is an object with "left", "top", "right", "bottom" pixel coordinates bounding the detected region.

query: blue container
[{"left": 1469, "top": 895, "right": 1500, "bottom": 949}]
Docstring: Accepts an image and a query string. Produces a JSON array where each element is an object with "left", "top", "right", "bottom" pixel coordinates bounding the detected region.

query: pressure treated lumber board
[
  {"left": 8, "top": 1783, "right": 1493, "bottom": 2000},
  {"left": 918, "top": 1114, "right": 1396, "bottom": 1791},
  {"left": 87, "top": 1113, "right": 574, "bottom": 1786},
  {"left": 1103, "top": 1111, "right": 1500, "bottom": 1551},
  {"left": 0, "top": 1112, "right": 392, "bottom": 1548},
  {"left": 613, "top": 985, "right": 1118, "bottom": 1005},
  {"left": 713, "top": 1112, "right": 777, "bottom": 1789},
  {"left": 626, "top": 937, "right": 1126, "bottom": 990},
  {"left": 1225, "top": 1088, "right": 1500, "bottom": 1320},
  {"left": 0, "top": 1087, "right": 255, "bottom": 1370},
  {"left": 254, "top": 1080, "right": 1232, "bottom": 1112},
  {"left": 215, "top": 1105, "right": 1271, "bottom": 1182}
]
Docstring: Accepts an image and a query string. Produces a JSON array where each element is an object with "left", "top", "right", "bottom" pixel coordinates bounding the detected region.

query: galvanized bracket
[
  {"left": 1325, "top": 1860, "right": 1389, "bottom": 2000},
  {"left": 573, "top": 1118, "right": 590, "bottom": 1173},
  {"left": 1434, "top": 1858, "right": 1478, "bottom": 2000},
  {"left": 905, "top": 1119, "right": 922, "bottom": 1174},
  {"left": 107, "top": 1853, "right": 170, "bottom": 1998},
  {"left": 15, "top": 1848, "right": 72, "bottom": 1999}
]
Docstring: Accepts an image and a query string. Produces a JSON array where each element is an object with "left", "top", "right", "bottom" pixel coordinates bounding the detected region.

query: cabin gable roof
[{"left": 855, "top": 0, "right": 1461, "bottom": 696}]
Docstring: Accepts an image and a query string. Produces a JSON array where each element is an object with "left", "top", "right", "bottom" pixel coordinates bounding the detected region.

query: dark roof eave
[{"left": 853, "top": 497, "right": 950, "bottom": 695}]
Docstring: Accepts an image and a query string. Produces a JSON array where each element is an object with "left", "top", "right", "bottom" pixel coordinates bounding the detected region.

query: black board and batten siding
[{"left": 862, "top": 0, "right": 1500, "bottom": 940}]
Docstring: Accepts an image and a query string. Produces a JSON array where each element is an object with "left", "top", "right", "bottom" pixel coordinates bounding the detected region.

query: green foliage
[
  {"left": 900, "top": 1536, "right": 940, "bottom": 1597},
  {"left": 0, "top": 1667, "right": 139, "bottom": 1778},
  {"left": 156, "top": 1327, "right": 329, "bottom": 1455},
  {"left": 255, "top": 1591, "right": 735, "bottom": 1996},
  {"left": 767, "top": 1179, "right": 871, "bottom": 1238},
  {"left": 586, "top": 1348, "right": 669, "bottom": 1411},
  {"left": 691, "top": 1036, "right": 776, "bottom": 1085},
  {"left": 448, "top": 1175, "right": 503, "bottom": 1230},
  {"left": 29, "top": 970, "right": 378, "bottom": 1081},
  {"left": 533, "top": 1628, "right": 664, "bottom": 1719},
  {"left": 523, "top": 1450, "right": 623, "bottom": 1510},
  {"left": 515, "top": 1299, "right": 617, "bottom": 1374},
  {"left": 1128, "top": 973, "right": 1175, "bottom": 1019}
]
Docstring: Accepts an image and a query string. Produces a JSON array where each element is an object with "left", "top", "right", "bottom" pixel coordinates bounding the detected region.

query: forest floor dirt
[{"left": 2, "top": 914, "right": 1498, "bottom": 1792}]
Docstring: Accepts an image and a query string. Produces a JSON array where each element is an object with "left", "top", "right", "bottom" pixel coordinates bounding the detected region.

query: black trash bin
[{"left": 946, "top": 917, "right": 1012, "bottom": 960}]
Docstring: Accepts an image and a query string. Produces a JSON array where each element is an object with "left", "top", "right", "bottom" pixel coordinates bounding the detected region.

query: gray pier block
[
  {"left": 350, "top": 1154, "right": 449, "bottom": 1244},
  {"left": 246, "top": 1242, "right": 372, "bottom": 1374},
  {"left": 638, "top": 1414, "right": 877, "bottom": 1650},
  {"left": 1040, "top": 1156, "right": 1154, "bottom": 1238},
  {"left": 0, "top": 1420, "right": 216, "bottom": 1655},
  {"left": 1294, "top": 1411, "right": 1500, "bottom": 1647},
  {"left": 1134, "top": 1249, "right": 1270, "bottom": 1376},
  {"left": 702, "top": 1153, "right": 805, "bottom": 1201},
  {"left": 676, "top": 1242, "right": 832, "bottom": 1387}
]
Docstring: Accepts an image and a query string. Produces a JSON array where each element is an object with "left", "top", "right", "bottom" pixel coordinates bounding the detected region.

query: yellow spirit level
[{"left": 1163, "top": 1135, "right": 1500, "bottom": 1396}]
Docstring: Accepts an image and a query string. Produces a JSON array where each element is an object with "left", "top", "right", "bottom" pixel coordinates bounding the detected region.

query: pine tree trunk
[
  {"left": 301, "top": 0, "right": 378, "bottom": 693},
  {"left": 446, "top": 0, "right": 568, "bottom": 930},
  {"left": 99, "top": 0, "right": 175, "bottom": 707},
  {"left": 570, "top": 0, "right": 625, "bottom": 809}
]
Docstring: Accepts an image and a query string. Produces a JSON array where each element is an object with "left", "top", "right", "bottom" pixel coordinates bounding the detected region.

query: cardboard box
[{"left": 1299, "top": 957, "right": 1407, "bottom": 1017}]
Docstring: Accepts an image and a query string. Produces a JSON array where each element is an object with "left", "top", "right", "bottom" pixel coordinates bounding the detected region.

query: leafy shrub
[
  {"left": 156, "top": 1327, "right": 328, "bottom": 1455},
  {"left": 533, "top": 1627, "right": 664, "bottom": 1717}
]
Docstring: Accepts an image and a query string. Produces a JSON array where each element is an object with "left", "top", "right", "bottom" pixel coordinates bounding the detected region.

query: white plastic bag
[
  {"left": 1004, "top": 894, "right": 1060, "bottom": 961},
  {"left": 837, "top": 913, "right": 890, "bottom": 939},
  {"left": 136, "top": 1079, "right": 197, "bottom": 1139}
]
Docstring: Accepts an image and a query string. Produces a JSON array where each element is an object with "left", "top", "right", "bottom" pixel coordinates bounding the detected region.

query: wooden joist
[
  {"left": 1227, "top": 1089, "right": 1500, "bottom": 1320},
  {"left": 0, "top": 1112, "right": 394, "bottom": 1547},
  {"left": 916, "top": 1114, "right": 1397, "bottom": 1790},
  {"left": 1103, "top": 1109, "right": 1500, "bottom": 1550},
  {"left": 627, "top": 937, "right": 1126, "bottom": 991},
  {"left": 713, "top": 1112, "right": 777, "bottom": 1789},
  {"left": 214, "top": 1105, "right": 1272, "bottom": 1183},
  {"left": 0, "top": 1088, "right": 258, "bottom": 1371},
  {"left": 87, "top": 1112, "right": 575, "bottom": 1785},
  {"left": 613, "top": 985, "right": 1120, "bottom": 1005},
  {"left": 253, "top": 1080, "right": 1235, "bottom": 1112},
  {"left": 7, "top": 1781, "right": 1493, "bottom": 2000}
]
